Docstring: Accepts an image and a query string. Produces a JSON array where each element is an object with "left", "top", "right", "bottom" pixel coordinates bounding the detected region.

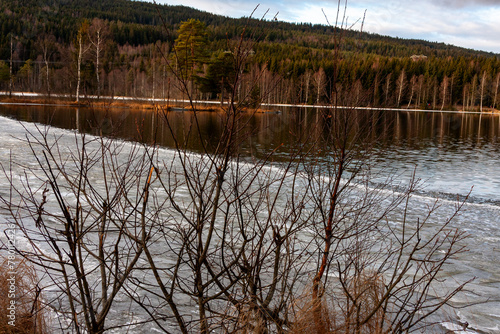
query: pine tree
[{"left": 173, "top": 19, "right": 209, "bottom": 80}]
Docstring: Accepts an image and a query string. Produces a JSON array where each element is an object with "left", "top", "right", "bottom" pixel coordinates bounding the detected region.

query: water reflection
[
  {"left": 1, "top": 105, "right": 499, "bottom": 201},
  {"left": 1, "top": 105, "right": 498, "bottom": 150}
]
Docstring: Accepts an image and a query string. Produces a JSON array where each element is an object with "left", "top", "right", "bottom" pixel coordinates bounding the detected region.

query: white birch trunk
[
  {"left": 441, "top": 76, "right": 448, "bottom": 111},
  {"left": 396, "top": 70, "right": 405, "bottom": 107},
  {"left": 9, "top": 36, "right": 13, "bottom": 97},
  {"left": 493, "top": 73, "right": 500, "bottom": 110},
  {"left": 480, "top": 71, "right": 487, "bottom": 112},
  {"left": 76, "top": 33, "right": 83, "bottom": 103},
  {"left": 96, "top": 30, "right": 101, "bottom": 98}
]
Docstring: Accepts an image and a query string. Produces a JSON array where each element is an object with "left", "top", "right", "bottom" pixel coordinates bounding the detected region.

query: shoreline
[{"left": 1, "top": 92, "right": 499, "bottom": 115}]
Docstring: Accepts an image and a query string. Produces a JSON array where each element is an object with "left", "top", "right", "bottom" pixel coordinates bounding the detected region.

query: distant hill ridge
[{"left": 0, "top": 0, "right": 497, "bottom": 58}]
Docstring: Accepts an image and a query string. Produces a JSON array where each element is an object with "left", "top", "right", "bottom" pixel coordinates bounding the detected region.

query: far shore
[{"left": 1, "top": 91, "right": 499, "bottom": 115}]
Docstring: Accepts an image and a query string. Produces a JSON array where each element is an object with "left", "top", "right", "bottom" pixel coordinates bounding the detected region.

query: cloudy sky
[{"left": 150, "top": 0, "right": 500, "bottom": 54}]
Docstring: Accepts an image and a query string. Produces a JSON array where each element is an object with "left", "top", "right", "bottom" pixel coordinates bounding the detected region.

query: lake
[
  {"left": 2, "top": 104, "right": 499, "bottom": 202},
  {"left": 0, "top": 104, "right": 499, "bottom": 333}
]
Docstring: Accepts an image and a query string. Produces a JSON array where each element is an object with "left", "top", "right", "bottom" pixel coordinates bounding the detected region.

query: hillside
[
  {"left": 1, "top": 0, "right": 497, "bottom": 58},
  {"left": 0, "top": 0, "right": 499, "bottom": 109}
]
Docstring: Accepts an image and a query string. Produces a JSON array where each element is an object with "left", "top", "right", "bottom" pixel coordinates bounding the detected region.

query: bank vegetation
[{"left": 0, "top": 0, "right": 499, "bottom": 111}]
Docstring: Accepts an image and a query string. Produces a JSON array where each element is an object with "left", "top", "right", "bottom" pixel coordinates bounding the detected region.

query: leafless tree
[
  {"left": 313, "top": 68, "right": 327, "bottom": 105},
  {"left": 88, "top": 18, "right": 110, "bottom": 98},
  {"left": 0, "top": 123, "right": 160, "bottom": 333},
  {"left": 9, "top": 34, "right": 15, "bottom": 97},
  {"left": 440, "top": 75, "right": 449, "bottom": 111},
  {"left": 492, "top": 72, "right": 500, "bottom": 110},
  {"left": 479, "top": 71, "right": 489, "bottom": 112},
  {"left": 396, "top": 69, "right": 406, "bottom": 108},
  {"left": 407, "top": 75, "right": 417, "bottom": 109},
  {"left": 75, "top": 21, "right": 91, "bottom": 103},
  {"left": 383, "top": 72, "right": 393, "bottom": 107}
]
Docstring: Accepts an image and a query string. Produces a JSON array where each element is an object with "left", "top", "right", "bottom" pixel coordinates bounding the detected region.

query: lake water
[{"left": 0, "top": 105, "right": 499, "bottom": 333}]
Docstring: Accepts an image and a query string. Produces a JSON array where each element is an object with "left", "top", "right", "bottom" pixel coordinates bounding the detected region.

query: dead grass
[
  {"left": 290, "top": 271, "right": 387, "bottom": 334},
  {"left": 0, "top": 256, "right": 49, "bottom": 334},
  {"left": 0, "top": 96, "right": 282, "bottom": 113}
]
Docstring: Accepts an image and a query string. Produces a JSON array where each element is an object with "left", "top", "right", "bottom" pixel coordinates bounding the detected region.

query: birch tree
[
  {"left": 37, "top": 34, "right": 57, "bottom": 97},
  {"left": 440, "top": 75, "right": 449, "bottom": 111},
  {"left": 88, "top": 18, "right": 110, "bottom": 98},
  {"left": 470, "top": 74, "right": 478, "bottom": 110},
  {"left": 304, "top": 69, "right": 312, "bottom": 104},
  {"left": 406, "top": 74, "right": 417, "bottom": 108},
  {"left": 383, "top": 72, "right": 392, "bottom": 106},
  {"left": 313, "top": 67, "right": 326, "bottom": 105},
  {"left": 9, "top": 34, "right": 14, "bottom": 97},
  {"left": 493, "top": 72, "right": 500, "bottom": 110},
  {"left": 480, "top": 70, "right": 488, "bottom": 112},
  {"left": 396, "top": 69, "right": 406, "bottom": 107},
  {"left": 75, "top": 20, "right": 91, "bottom": 103}
]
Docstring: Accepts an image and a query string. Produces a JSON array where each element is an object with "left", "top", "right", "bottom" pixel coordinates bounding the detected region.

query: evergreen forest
[{"left": 1, "top": 0, "right": 500, "bottom": 110}]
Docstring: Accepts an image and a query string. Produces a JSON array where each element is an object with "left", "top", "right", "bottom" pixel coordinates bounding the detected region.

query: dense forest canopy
[{"left": 0, "top": 0, "right": 499, "bottom": 110}]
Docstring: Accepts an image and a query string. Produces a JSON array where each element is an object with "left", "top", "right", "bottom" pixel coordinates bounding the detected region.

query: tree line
[{"left": 0, "top": 0, "right": 499, "bottom": 110}]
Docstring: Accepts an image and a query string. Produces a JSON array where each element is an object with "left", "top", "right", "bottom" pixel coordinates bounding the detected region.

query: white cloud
[
  {"left": 150, "top": 0, "right": 500, "bottom": 53},
  {"left": 343, "top": 1, "right": 500, "bottom": 52}
]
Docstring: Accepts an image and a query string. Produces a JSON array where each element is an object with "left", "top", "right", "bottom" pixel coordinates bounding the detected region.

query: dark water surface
[{"left": 1, "top": 104, "right": 499, "bottom": 202}]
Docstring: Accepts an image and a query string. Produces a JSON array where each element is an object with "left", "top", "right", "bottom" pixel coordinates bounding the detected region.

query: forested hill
[
  {"left": 1, "top": 0, "right": 497, "bottom": 59},
  {"left": 1, "top": 0, "right": 499, "bottom": 110}
]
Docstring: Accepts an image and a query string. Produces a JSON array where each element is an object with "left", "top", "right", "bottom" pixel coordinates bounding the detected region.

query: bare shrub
[{"left": 0, "top": 124, "right": 159, "bottom": 333}]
